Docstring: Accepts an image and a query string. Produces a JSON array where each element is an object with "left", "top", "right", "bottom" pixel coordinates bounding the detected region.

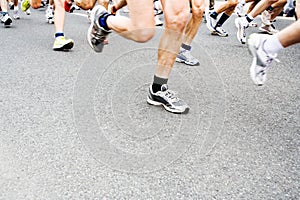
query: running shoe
[
  {"left": 212, "top": 26, "right": 228, "bottom": 37},
  {"left": 259, "top": 24, "right": 279, "bottom": 35},
  {"left": 206, "top": 12, "right": 217, "bottom": 32},
  {"left": 235, "top": 2, "right": 245, "bottom": 17},
  {"left": 9, "top": 2, "right": 14, "bottom": 10},
  {"left": 147, "top": 84, "right": 189, "bottom": 114},
  {"left": 21, "top": 0, "right": 30, "bottom": 12},
  {"left": 53, "top": 36, "right": 74, "bottom": 51},
  {"left": 247, "top": 33, "right": 279, "bottom": 85},
  {"left": 155, "top": 15, "right": 163, "bottom": 26},
  {"left": 1, "top": 14, "right": 12, "bottom": 27},
  {"left": 261, "top": 10, "right": 271, "bottom": 26},
  {"left": 176, "top": 48, "right": 199, "bottom": 66},
  {"left": 249, "top": 21, "right": 258, "bottom": 27},
  {"left": 235, "top": 17, "right": 248, "bottom": 44},
  {"left": 45, "top": 5, "right": 54, "bottom": 24},
  {"left": 87, "top": 5, "right": 111, "bottom": 53},
  {"left": 25, "top": 9, "right": 31, "bottom": 15},
  {"left": 64, "top": 0, "right": 75, "bottom": 13},
  {"left": 13, "top": 10, "right": 20, "bottom": 19}
]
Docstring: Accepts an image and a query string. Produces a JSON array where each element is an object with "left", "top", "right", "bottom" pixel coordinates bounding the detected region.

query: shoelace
[{"left": 164, "top": 90, "right": 179, "bottom": 103}]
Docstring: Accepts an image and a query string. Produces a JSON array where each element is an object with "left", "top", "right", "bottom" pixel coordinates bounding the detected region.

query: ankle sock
[
  {"left": 152, "top": 75, "right": 168, "bottom": 93},
  {"left": 55, "top": 32, "right": 64, "bottom": 38}
]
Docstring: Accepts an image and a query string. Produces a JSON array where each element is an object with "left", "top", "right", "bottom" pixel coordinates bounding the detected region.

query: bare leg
[
  {"left": 248, "top": 0, "right": 278, "bottom": 18},
  {"left": 270, "top": 0, "right": 287, "bottom": 20},
  {"left": 54, "top": 0, "right": 65, "bottom": 33},
  {"left": 155, "top": 0, "right": 190, "bottom": 78},
  {"left": 1, "top": 0, "right": 9, "bottom": 12},
  {"left": 183, "top": 0, "right": 204, "bottom": 45},
  {"left": 215, "top": 0, "right": 238, "bottom": 14},
  {"left": 278, "top": 19, "right": 300, "bottom": 47}
]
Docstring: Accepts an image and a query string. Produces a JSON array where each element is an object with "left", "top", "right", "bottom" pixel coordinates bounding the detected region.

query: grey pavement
[{"left": 0, "top": 5, "right": 299, "bottom": 200}]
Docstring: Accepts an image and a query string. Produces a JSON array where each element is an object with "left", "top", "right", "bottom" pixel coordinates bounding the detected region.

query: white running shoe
[
  {"left": 176, "top": 47, "right": 200, "bottom": 66},
  {"left": 1, "top": 14, "right": 12, "bottom": 27},
  {"left": 212, "top": 26, "right": 229, "bottom": 37},
  {"left": 235, "top": 2, "right": 245, "bottom": 17},
  {"left": 206, "top": 12, "right": 217, "bottom": 33},
  {"left": 261, "top": 10, "right": 271, "bottom": 26},
  {"left": 13, "top": 10, "right": 20, "bottom": 19},
  {"left": 235, "top": 17, "right": 248, "bottom": 44},
  {"left": 45, "top": 5, "right": 54, "bottom": 24},
  {"left": 155, "top": 15, "right": 163, "bottom": 26},
  {"left": 25, "top": 8, "right": 31, "bottom": 15},
  {"left": 147, "top": 84, "right": 189, "bottom": 114},
  {"left": 247, "top": 33, "right": 279, "bottom": 85},
  {"left": 259, "top": 24, "right": 279, "bottom": 35}
]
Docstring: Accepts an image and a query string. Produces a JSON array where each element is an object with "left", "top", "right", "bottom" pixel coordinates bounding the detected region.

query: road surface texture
[{"left": 0, "top": 4, "right": 299, "bottom": 200}]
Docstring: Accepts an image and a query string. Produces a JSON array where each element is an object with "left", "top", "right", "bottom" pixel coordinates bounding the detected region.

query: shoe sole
[
  {"left": 211, "top": 31, "right": 228, "bottom": 37},
  {"left": 175, "top": 57, "right": 200, "bottom": 66},
  {"left": 53, "top": 41, "right": 74, "bottom": 51},
  {"left": 147, "top": 96, "right": 189, "bottom": 114}
]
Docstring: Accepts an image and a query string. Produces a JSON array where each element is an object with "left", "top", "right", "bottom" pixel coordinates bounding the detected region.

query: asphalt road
[{"left": 0, "top": 5, "right": 299, "bottom": 200}]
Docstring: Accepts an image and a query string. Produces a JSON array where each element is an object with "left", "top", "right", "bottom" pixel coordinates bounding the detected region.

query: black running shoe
[{"left": 147, "top": 84, "right": 189, "bottom": 114}]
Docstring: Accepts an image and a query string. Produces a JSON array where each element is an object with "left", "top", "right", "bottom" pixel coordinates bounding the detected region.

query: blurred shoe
[
  {"left": 1, "top": 14, "right": 12, "bottom": 27},
  {"left": 235, "top": 2, "right": 245, "bottom": 17},
  {"left": 261, "top": 10, "right": 271, "bottom": 25},
  {"left": 206, "top": 12, "right": 217, "bottom": 32},
  {"left": 13, "top": 10, "right": 20, "bottom": 19},
  {"left": 9, "top": 2, "right": 14, "bottom": 10},
  {"left": 21, "top": 0, "right": 30, "bottom": 12},
  {"left": 248, "top": 33, "right": 279, "bottom": 85},
  {"left": 155, "top": 15, "right": 163, "bottom": 26},
  {"left": 259, "top": 24, "right": 279, "bottom": 35},
  {"left": 25, "top": 8, "right": 31, "bottom": 15},
  {"left": 45, "top": 5, "right": 54, "bottom": 24},
  {"left": 53, "top": 36, "right": 74, "bottom": 51},
  {"left": 235, "top": 17, "right": 248, "bottom": 44}
]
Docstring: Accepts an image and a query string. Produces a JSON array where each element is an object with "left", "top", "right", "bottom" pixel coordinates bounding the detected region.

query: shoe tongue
[{"left": 161, "top": 84, "right": 168, "bottom": 92}]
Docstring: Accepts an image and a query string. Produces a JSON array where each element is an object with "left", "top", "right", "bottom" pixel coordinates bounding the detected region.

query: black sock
[
  {"left": 245, "top": 14, "right": 253, "bottom": 23},
  {"left": 266, "top": 6, "right": 274, "bottom": 12},
  {"left": 216, "top": 13, "right": 230, "bottom": 27},
  {"left": 152, "top": 75, "right": 168, "bottom": 93},
  {"left": 210, "top": 11, "right": 218, "bottom": 19},
  {"left": 98, "top": 13, "right": 113, "bottom": 31},
  {"left": 55, "top": 32, "right": 64, "bottom": 38},
  {"left": 181, "top": 43, "right": 191, "bottom": 51}
]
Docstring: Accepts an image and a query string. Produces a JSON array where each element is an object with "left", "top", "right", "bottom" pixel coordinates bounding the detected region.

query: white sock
[
  {"left": 14, "top": 6, "right": 19, "bottom": 11},
  {"left": 263, "top": 34, "right": 284, "bottom": 55}
]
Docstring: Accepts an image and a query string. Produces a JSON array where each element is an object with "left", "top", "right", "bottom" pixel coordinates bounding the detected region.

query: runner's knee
[
  {"left": 165, "top": 10, "right": 190, "bottom": 32},
  {"left": 76, "top": 0, "right": 95, "bottom": 10},
  {"left": 133, "top": 28, "right": 155, "bottom": 42},
  {"left": 191, "top": 2, "right": 205, "bottom": 18}
]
